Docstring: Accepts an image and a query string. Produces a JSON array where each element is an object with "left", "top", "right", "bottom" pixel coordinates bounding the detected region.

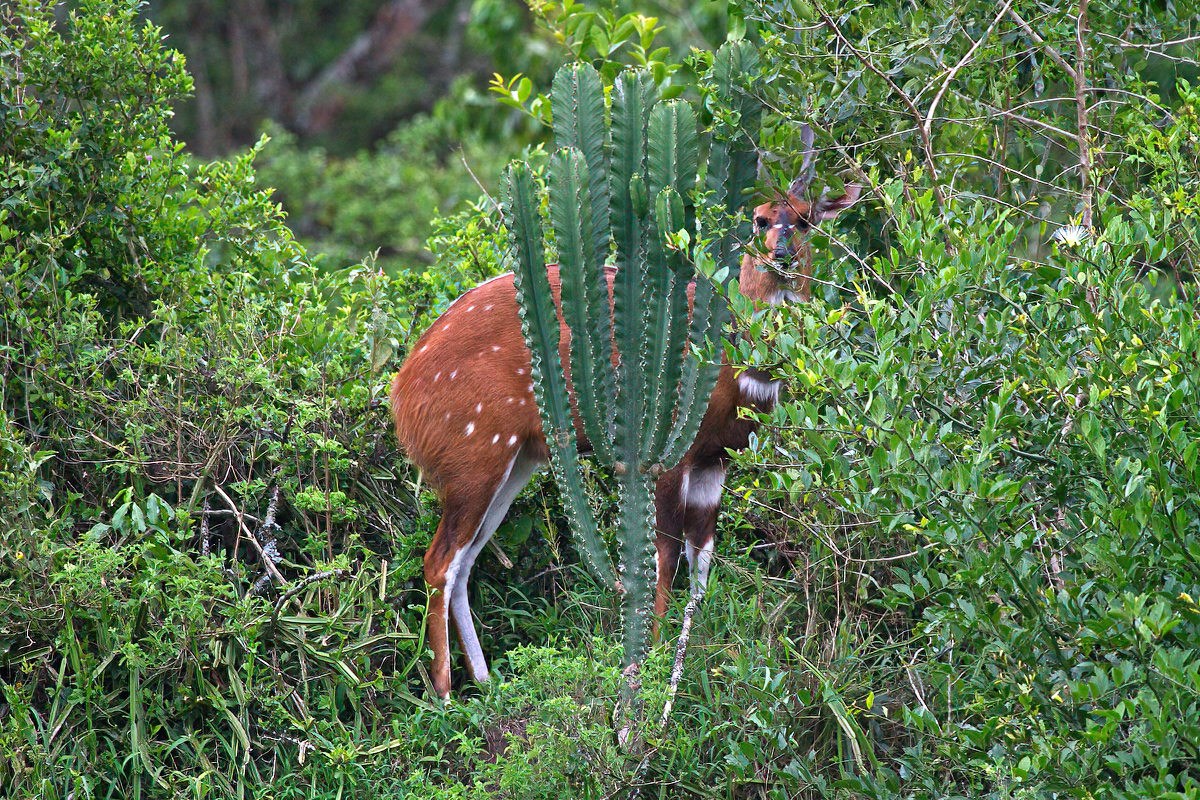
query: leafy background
[{"left": 2, "top": 0, "right": 1199, "bottom": 797}]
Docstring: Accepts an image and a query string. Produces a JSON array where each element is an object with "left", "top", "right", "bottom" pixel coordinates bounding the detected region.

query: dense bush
[
  {"left": 0, "top": 3, "right": 484, "bottom": 795},
  {"left": 253, "top": 117, "right": 523, "bottom": 275}
]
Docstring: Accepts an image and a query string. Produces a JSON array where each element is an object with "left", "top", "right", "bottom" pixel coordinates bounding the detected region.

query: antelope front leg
[
  {"left": 652, "top": 468, "right": 687, "bottom": 640},
  {"left": 682, "top": 464, "right": 725, "bottom": 600}
]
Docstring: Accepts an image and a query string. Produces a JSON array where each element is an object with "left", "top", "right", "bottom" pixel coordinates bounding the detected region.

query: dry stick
[
  {"left": 627, "top": 593, "right": 700, "bottom": 799},
  {"left": 269, "top": 568, "right": 351, "bottom": 629},
  {"left": 251, "top": 482, "right": 287, "bottom": 595},
  {"left": 814, "top": 1, "right": 945, "bottom": 211},
  {"left": 200, "top": 498, "right": 211, "bottom": 558},
  {"left": 657, "top": 594, "right": 699, "bottom": 730},
  {"left": 487, "top": 539, "right": 515, "bottom": 569},
  {"left": 210, "top": 482, "right": 288, "bottom": 588}
]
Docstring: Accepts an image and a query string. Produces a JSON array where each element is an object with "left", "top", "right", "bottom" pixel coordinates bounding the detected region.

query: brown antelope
[{"left": 392, "top": 161, "right": 861, "bottom": 699}]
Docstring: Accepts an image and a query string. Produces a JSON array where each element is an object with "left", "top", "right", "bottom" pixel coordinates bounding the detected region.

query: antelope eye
[
  {"left": 754, "top": 216, "right": 770, "bottom": 230},
  {"left": 795, "top": 219, "right": 810, "bottom": 232}
]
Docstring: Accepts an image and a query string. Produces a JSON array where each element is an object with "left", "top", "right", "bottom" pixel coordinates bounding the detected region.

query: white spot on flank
[
  {"left": 526, "top": 383, "right": 534, "bottom": 393},
  {"left": 420, "top": 345, "right": 428, "bottom": 353},
  {"left": 493, "top": 434, "right": 500, "bottom": 444},
  {"left": 737, "top": 372, "right": 781, "bottom": 407},
  {"left": 492, "top": 345, "right": 501, "bottom": 351},
  {"left": 484, "top": 305, "right": 493, "bottom": 311},
  {"left": 519, "top": 399, "right": 526, "bottom": 405},
  {"left": 444, "top": 412, "right": 451, "bottom": 421},
  {"left": 517, "top": 368, "right": 526, "bottom": 375},
  {"left": 467, "top": 305, "right": 475, "bottom": 312},
  {"left": 434, "top": 371, "right": 441, "bottom": 382},
  {"left": 465, "top": 422, "right": 475, "bottom": 436},
  {"left": 451, "top": 370, "right": 458, "bottom": 380},
  {"left": 508, "top": 435, "right": 518, "bottom": 446},
  {"left": 507, "top": 397, "right": 514, "bottom": 404},
  {"left": 476, "top": 403, "right": 483, "bottom": 413}
]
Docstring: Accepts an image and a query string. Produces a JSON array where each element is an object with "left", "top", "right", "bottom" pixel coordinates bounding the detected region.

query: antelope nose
[{"left": 774, "top": 236, "right": 796, "bottom": 261}]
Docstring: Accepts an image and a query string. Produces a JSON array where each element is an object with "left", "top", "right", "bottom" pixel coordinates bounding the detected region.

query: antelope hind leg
[{"left": 448, "top": 443, "right": 542, "bottom": 684}]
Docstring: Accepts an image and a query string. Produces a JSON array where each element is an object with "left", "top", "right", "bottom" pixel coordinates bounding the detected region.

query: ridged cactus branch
[
  {"left": 608, "top": 71, "right": 654, "bottom": 485},
  {"left": 504, "top": 162, "right": 616, "bottom": 588},
  {"left": 643, "top": 188, "right": 690, "bottom": 462},
  {"left": 659, "top": 41, "right": 763, "bottom": 469},
  {"left": 616, "top": 470, "right": 657, "bottom": 667},
  {"left": 547, "top": 148, "right": 612, "bottom": 463},
  {"left": 647, "top": 100, "right": 698, "bottom": 205},
  {"left": 505, "top": 46, "right": 761, "bottom": 689},
  {"left": 553, "top": 64, "right": 615, "bottom": 456},
  {"left": 706, "top": 40, "right": 762, "bottom": 289},
  {"left": 658, "top": 279, "right": 720, "bottom": 470}
]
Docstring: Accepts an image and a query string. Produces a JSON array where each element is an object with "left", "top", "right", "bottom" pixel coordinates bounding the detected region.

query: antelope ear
[{"left": 811, "top": 184, "right": 863, "bottom": 222}]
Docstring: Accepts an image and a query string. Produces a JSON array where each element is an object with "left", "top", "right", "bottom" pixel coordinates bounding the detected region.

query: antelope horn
[{"left": 788, "top": 123, "right": 818, "bottom": 198}]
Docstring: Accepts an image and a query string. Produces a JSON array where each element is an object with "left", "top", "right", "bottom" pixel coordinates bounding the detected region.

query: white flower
[{"left": 1051, "top": 224, "right": 1090, "bottom": 247}]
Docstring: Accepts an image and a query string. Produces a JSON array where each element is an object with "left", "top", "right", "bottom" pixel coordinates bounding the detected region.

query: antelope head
[{"left": 740, "top": 124, "right": 862, "bottom": 305}]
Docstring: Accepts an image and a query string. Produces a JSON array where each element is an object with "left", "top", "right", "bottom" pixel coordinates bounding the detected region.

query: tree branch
[
  {"left": 815, "top": 1, "right": 946, "bottom": 211},
  {"left": 925, "top": 0, "right": 1016, "bottom": 144},
  {"left": 293, "top": 0, "right": 446, "bottom": 134},
  {"left": 1074, "top": 0, "right": 1093, "bottom": 228},
  {"left": 1007, "top": 8, "right": 1077, "bottom": 81}
]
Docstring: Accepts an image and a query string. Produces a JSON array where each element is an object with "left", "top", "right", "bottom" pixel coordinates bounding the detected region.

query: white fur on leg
[
  {"left": 684, "top": 537, "right": 715, "bottom": 599},
  {"left": 737, "top": 372, "right": 781, "bottom": 407},
  {"left": 448, "top": 445, "right": 541, "bottom": 683},
  {"left": 685, "top": 466, "right": 726, "bottom": 511}
]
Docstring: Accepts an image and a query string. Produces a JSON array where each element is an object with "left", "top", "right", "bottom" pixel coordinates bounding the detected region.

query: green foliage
[
  {"left": 5, "top": 0, "right": 1200, "bottom": 796},
  {"left": 253, "top": 117, "right": 524, "bottom": 276},
  {"left": 727, "top": 95, "right": 1200, "bottom": 795},
  {"left": 1, "top": 3, "right": 443, "bottom": 796}
]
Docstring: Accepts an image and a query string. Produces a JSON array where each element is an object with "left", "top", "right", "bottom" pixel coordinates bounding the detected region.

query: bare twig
[
  {"left": 949, "top": 90, "right": 1077, "bottom": 142},
  {"left": 459, "top": 149, "right": 501, "bottom": 214},
  {"left": 925, "top": 0, "right": 1016, "bottom": 144},
  {"left": 1074, "top": 0, "right": 1093, "bottom": 229},
  {"left": 1007, "top": 8, "right": 1077, "bottom": 81},
  {"left": 200, "top": 508, "right": 264, "bottom": 525},
  {"left": 1095, "top": 30, "right": 1200, "bottom": 66},
  {"left": 210, "top": 482, "right": 288, "bottom": 588}
]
